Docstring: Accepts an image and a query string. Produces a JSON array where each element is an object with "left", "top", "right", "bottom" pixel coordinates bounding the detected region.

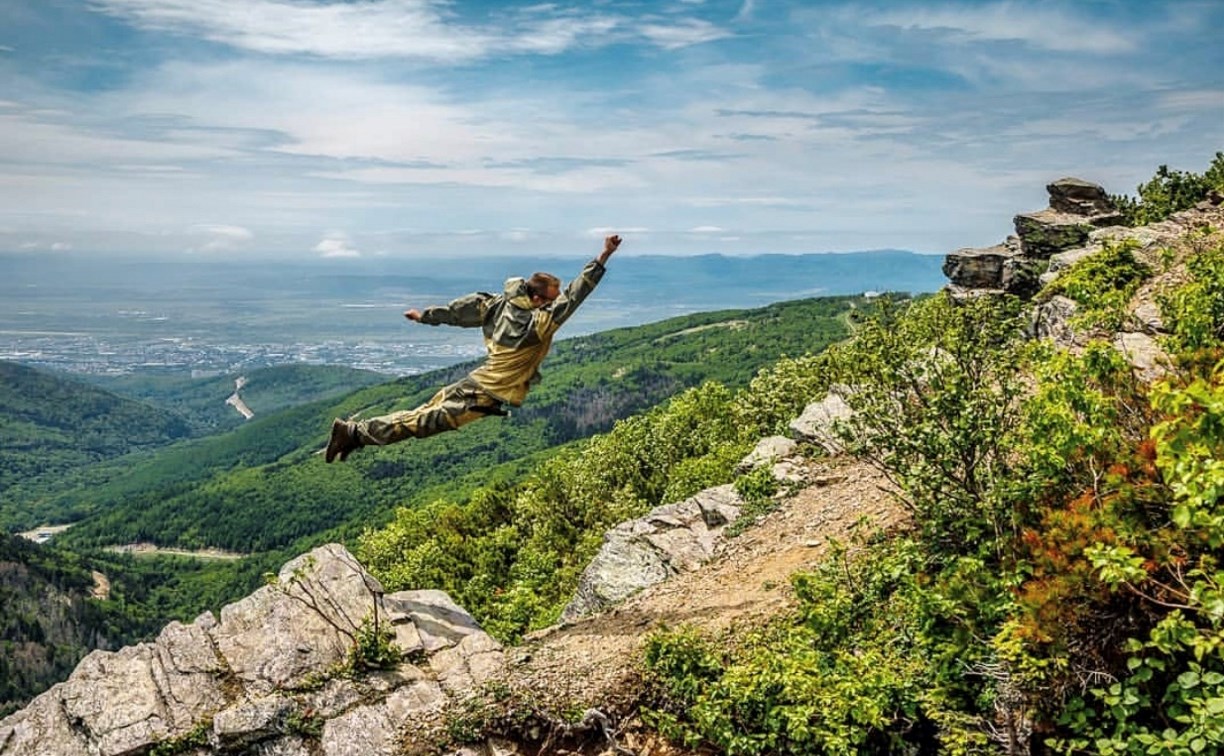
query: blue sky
[{"left": 1, "top": 0, "right": 1221, "bottom": 259}]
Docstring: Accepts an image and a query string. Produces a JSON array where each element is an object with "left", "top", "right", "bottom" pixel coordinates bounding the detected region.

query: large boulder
[
  {"left": 789, "top": 388, "right": 855, "bottom": 453},
  {"left": 942, "top": 243, "right": 1016, "bottom": 289},
  {"left": 561, "top": 485, "right": 743, "bottom": 622},
  {"left": 1047, "top": 177, "right": 1118, "bottom": 216},
  {"left": 1014, "top": 209, "right": 1099, "bottom": 258},
  {"left": 948, "top": 177, "right": 1124, "bottom": 300}
]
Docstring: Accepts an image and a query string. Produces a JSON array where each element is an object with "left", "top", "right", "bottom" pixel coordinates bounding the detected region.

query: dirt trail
[{"left": 506, "top": 458, "right": 907, "bottom": 715}]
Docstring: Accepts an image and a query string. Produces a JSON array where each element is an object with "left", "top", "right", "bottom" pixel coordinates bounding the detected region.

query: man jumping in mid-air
[{"left": 325, "top": 234, "right": 623, "bottom": 462}]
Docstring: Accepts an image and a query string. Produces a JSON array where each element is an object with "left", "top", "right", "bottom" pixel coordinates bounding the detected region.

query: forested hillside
[
  {"left": 81, "top": 363, "right": 387, "bottom": 434},
  {"left": 0, "top": 362, "right": 191, "bottom": 496},
  {"left": 0, "top": 533, "right": 154, "bottom": 718},
  {"left": 38, "top": 296, "right": 857, "bottom": 554}
]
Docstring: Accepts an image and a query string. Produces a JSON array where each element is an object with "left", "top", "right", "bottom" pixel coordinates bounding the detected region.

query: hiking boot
[{"left": 325, "top": 418, "right": 360, "bottom": 463}]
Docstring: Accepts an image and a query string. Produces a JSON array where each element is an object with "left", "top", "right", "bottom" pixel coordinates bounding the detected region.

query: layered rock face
[
  {"left": 0, "top": 544, "right": 504, "bottom": 756},
  {"left": 944, "top": 177, "right": 1123, "bottom": 298}
]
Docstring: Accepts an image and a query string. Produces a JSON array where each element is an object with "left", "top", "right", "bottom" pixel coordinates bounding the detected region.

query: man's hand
[
  {"left": 404, "top": 309, "right": 422, "bottom": 322},
  {"left": 598, "top": 234, "right": 622, "bottom": 265}
]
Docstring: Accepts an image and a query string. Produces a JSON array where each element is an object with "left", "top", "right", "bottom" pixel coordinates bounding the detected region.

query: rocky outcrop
[
  {"left": 948, "top": 178, "right": 1224, "bottom": 381},
  {"left": 561, "top": 484, "right": 744, "bottom": 623},
  {"left": 944, "top": 178, "right": 1123, "bottom": 298},
  {"left": 0, "top": 544, "right": 504, "bottom": 756},
  {"left": 789, "top": 386, "right": 855, "bottom": 453}
]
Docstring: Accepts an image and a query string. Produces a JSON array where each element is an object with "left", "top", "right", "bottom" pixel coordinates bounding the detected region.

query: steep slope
[
  {"left": 0, "top": 362, "right": 191, "bottom": 505},
  {"left": 0, "top": 534, "right": 139, "bottom": 719}
]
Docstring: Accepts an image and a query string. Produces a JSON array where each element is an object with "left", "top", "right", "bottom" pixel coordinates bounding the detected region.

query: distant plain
[{"left": 0, "top": 250, "right": 946, "bottom": 376}]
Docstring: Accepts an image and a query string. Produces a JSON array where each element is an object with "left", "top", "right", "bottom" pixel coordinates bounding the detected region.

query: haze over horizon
[{"left": 2, "top": 0, "right": 1221, "bottom": 261}]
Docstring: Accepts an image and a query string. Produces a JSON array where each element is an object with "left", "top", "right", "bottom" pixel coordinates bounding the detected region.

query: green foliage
[
  {"left": 348, "top": 615, "right": 402, "bottom": 672},
  {"left": 1041, "top": 239, "right": 1152, "bottom": 331},
  {"left": 0, "top": 533, "right": 188, "bottom": 717},
  {"left": 827, "top": 292, "right": 1028, "bottom": 558},
  {"left": 1111, "top": 152, "right": 1224, "bottom": 226},
  {"left": 1160, "top": 236, "right": 1224, "bottom": 354},
  {"left": 148, "top": 721, "right": 211, "bottom": 756},
  {"left": 284, "top": 706, "right": 325, "bottom": 738},
  {"left": 0, "top": 361, "right": 192, "bottom": 500},
  {"left": 83, "top": 363, "right": 386, "bottom": 434},
  {"left": 642, "top": 537, "right": 991, "bottom": 755}
]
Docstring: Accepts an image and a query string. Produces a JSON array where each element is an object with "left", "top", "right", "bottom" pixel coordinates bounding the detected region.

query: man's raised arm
[
  {"left": 405, "top": 291, "right": 492, "bottom": 327},
  {"left": 547, "top": 234, "right": 622, "bottom": 329}
]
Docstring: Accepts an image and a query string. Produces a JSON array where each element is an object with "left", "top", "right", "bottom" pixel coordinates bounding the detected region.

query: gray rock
[
  {"left": 1030, "top": 295, "right": 1081, "bottom": 348},
  {"left": 1131, "top": 302, "right": 1165, "bottom": 334},
  {"left": 0, "top": 542, "right": 516, "bottom": 756},
  {"left": 561, "top": 485, "right": 743, "bottom": 622},
  {"left": 248, "top": 736, "right": 313, "bottom": 755},
  {"left": 789, "top": 389, "right": 854, "bottom": 453},
  {"left": 1047, "top": 177, "right": 1117, "bottom": 216},
  {"left": 942, "top": 243, "right": 1014, "bottom": 289},
  {"left": 1046, "top": 243, "right": 1103, "bottom": 276},
  {"left": 319, "top": 680, "right": 446, "bottom": 756},
  {"left": 430, "top": 633, "right": 506, "bottom": 696},
  {"left": 1015, "top": 210, "right": 1097, "bottom": 257},
  {"left": 0, "top": 688, "right": 92, "bottom": 756},
  {"left": 383, "top": 590, "right": 484, "bottom": 654},
  {"left": 60, "top": 644, "right": 177, "bottom": 756},
  {"left": 1001, "top": 255, "right": 1048, "bottom": 298},
  {"left": 736, "top": 435, "right": 798, "bottom": 473},
  {"left": 214, "top": 544, "right": 383, "bottom": 695},
  {"left": 321, "top": 702, "right": 400, "bottom": 756},
  {"left": 212, "top": 695, "right": 292, "bottom": 749},
  {"left": 1114, "top": 332, "right": 1168, "bottom": 382}
]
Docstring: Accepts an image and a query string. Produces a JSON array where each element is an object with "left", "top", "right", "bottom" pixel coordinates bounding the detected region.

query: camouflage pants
[{"left": 354, "top": 377, "right": 505, "bottom": 446}]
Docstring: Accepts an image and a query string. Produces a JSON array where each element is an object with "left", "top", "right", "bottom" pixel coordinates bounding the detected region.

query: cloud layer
[{"left": 1, "top": 0, "right": 1221, "bottom": 258}]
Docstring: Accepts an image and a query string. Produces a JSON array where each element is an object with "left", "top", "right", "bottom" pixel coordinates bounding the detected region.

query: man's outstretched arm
[
  {"left": 547, "top": 235, "right": 622, "bottom": 330},
  {"left": 405, "top": 291, "right": 492, "bottom": 327}
]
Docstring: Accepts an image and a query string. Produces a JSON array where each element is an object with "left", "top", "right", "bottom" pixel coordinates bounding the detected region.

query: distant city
[
  {"left": 0, "top": 251, "right": 947, "bottom": 379},
  {"left": 0, "top": 331, "right": 482, "bottom": 377}
]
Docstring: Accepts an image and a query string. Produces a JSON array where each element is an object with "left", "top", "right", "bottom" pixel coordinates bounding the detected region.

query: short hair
[{"left": 527, "top": 272, "right": 561, "bottom": 297}]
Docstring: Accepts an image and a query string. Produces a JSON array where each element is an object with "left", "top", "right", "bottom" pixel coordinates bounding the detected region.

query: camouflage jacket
[{"left": 418, "top": 259, "right": 606, "bottom": 405}]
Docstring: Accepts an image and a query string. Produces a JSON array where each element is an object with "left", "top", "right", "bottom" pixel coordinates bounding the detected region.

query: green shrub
[
  {"left": 827, "top": 292, "right": 1028, "bottom": 559},
  {"left": 1041, "top": 238, "right": 1152, "bottom": 331},
  {"left": 1160, "top": 237, "right": 1224, "bottom": 354},
  {"left": 1112, "top": 152, "right": 1224, "bottom": 226}
]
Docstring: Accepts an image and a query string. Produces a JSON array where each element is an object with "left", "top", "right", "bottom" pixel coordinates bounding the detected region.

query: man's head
[{"left": 526, "top": 272, "right": 561, "bottom": 308}]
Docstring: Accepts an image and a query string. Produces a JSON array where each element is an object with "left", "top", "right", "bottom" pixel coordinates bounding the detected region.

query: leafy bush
[
  {"left": 1050, "top": 360, "right": 1224, "bottom": 754},
  {"left": 827, "top": 293, "right": 1028, "bottom": 559},
  {"left": 1160, "top": 236, "right": 1224, "bottom": 354},
  {"left": 642, "top": 537, "right": 1002, "bottom": 754},
  {"left": 1041, "top": 239, "right": 1152, "bottom": 331},
  {"left": 1112, "top": 152, "right": 1224, "bottom": 226}
]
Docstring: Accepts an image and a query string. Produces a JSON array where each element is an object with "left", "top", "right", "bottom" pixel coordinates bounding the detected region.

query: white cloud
[
  {"left": 864, "top": 3, "right": 1135, "bottom": 55},
  {"left": 314, "top": 231, "right": 360, "bottom": 258},
  {"left": 0, "top": 112, "right": 236, "bottom": 167},
  {"left": 1158, "top": 89, "right": 1224, "bottom": 111},
  {"left": 639, "top": 18, "right": 729, "bottom": 49},
  {"left": 89, "top": 0, "right": 727, "bottom": 60},
  {"left": 689, "top": 225, "right": 724, "bottom": 233},
  {"left": 189, "top": 223, "right": 253, "bottom": 252},
  {"left": 586, "top": 226, "right": 649, "bottom": 237},
  {"left": 50, "top": 242, "right": 72, "bottom": 251}
]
